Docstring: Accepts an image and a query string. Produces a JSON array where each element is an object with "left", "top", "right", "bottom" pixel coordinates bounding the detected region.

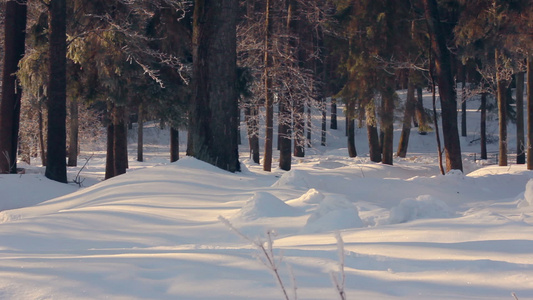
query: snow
[{"left": 1, "top": 92, "right": 533, "bottom": 299}]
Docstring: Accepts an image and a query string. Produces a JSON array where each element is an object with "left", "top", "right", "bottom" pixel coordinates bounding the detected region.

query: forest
[{"left": 0, "top": 0, "right": 532, "bottom": 182}]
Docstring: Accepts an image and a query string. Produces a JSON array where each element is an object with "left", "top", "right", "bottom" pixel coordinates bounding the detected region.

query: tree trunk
[
  {"left": 480, "top": 93, "right": 487, "bottom": 160},
  {"left": 423, "top": 0, "right": 463, "bottom": 172},
  {"left": 347, "top": 101, "right": 357, "bottom": 157},
  {"left": 263, "top": 0, "right": 274, "bottom": 172},
  {"left": 415, "top": 86, "right": 429, "bottom": 133},
  {"left": 366, "top": 101, "right": 381, "bottom": 162},
  {"left": 380, "top": 77, "right": 395, "bottom": 165},
  {"left": 331, "top": 98, "right": 338, "bottom": 130},
  {"left": 67, "top": 99, "right": 79, "bottom": 167},
  {"left": 527, "top": 54, "right": 533, "bottom": 170},
  {"left": 0, "top": 0, "right": 27, "bottom": 174},
  {"left": 137, "top": 104, "right": 144, "bottom": 162},
  {"left": 38, "top": 100, "right": 46, "bottom": 166},
  {"left": 189, "top": 0, "right": 240, "bottom": 172},
  {"left": 245, "top": 106, "right": 260, "bottom": 164},
  {"left": 279, "top": 97, "right": 292, "bottom": 171},
  {"left": 461, "top": 65, "right": 467, "bottom": 137},
  {"left": 113, "top": 105, "right": 127, "bottom": 176},
  {"left": 397, "top": 72, "right": 416, "bottom": 158},
  {"left": 516, "top": 71, "right": 525, "bottom": 164},
  {"left": 170, "top": 127, "right": 180, "bottom": 162},
  {"left": 45, "top": 0, "right": 68, "bottom": 183},
  {"left": 105, "top": 118, "right": 115, "bottom": 180},
  {"left": 495, "top": 50, "right": 507, "bottom": 167}
]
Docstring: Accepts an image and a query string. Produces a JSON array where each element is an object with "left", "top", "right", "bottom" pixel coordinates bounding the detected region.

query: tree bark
[
  {"left": 366, "top": 101, "right": 381, "bottom": 162},
  {"left": 0, "top": 0, "right": 27, "bottom": 174},
  {"left": 380, "top": 77, "right": 395, "bottom": 165},
  {"left": 170, "top": 127, "right": 180, "bottom": 162},
  {"left": 331, "top": 98, "right": 338, "bottom": 130},
  {"left": 278, "top": 97, "right": 292, "bottom": 171},
  {"left": 263, "top": 0, "right": 274, "bottom": 172},
  {"left": 45, "top": 0, "right": 68, "bottom": 183},
  {"left": 516, "top": 71, "right": 525, "bottom": 164},
  {"left": 480, "top": 93, "right": 487, "bottom": 160},
  {"left": 244, "top": 105, "right": 260, "bottom": 163},
  {"left": 105, "top": 117, "right": 115, "bottom": 180},
  {"left": 67, "top": 99, "right": 79, "bottom": 167},
  {"left": 347, "top": 101, "right": 357, "bottom": 158},
  {"left": 397, "top": 72, "right": 416, "bottom": 158},
  {"left": 137, "top": 104, "right": 144, "bottom": 162},
  {"left": 527, "top": 54, "right": 533, "bottom": 170},
  {"left": 415, "top": 86, "right": 429, "bottom": 133},
  {"left": 495, "top": 50, "right": 507, "bottom": 166},
  {"left": 461, "top": 65, "right": 467, "bottom": 137},
  {"left": 113, "top": 105, "right": 127, "bottom": 176},
  {"left": 189, "top": 0, "right": 240, "bottom": 172},
  {"left": 423, "top": 0, "right": 463, "bottom": 172}
]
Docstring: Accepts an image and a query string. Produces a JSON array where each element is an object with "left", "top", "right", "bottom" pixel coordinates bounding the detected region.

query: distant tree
[
  {"left": 0, "top": 0, "right": 27, "bottom": 174},
  {"left": 187, "top": 0, "right": 240, "bottom": 172}
]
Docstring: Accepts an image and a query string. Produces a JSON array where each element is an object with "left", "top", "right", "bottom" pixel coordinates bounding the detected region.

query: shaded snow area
[{"left": 1, "top": 97, "right": 533, "bottom": 299}]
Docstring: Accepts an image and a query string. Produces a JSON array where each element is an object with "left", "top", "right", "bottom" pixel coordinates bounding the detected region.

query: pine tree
[{"left": 0, "top": 0, "right": 27, "bottom": 174}]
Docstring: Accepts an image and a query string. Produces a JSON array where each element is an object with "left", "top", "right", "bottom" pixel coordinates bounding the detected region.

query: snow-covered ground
[{"left": 1, "top": 91, "right": 532, "bottom": 299}]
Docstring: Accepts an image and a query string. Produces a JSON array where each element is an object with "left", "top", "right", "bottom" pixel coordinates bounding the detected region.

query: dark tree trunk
[
  {"left": 516, "top": 71, "right": 525, "bottom": 164},
  {"left": 527, "top": 55, "right": 532, "bottom": 170},
  {"left": 38, "top": 100, "right": 46, "bottom": 166},
  {"left": 331, "top": 98, "right": 338, "bottom": 130},
  {"left": 189, "top": 0, "right": 240, "bottom": 172},
  {"left": 137, "top": 104, "right": 144, "bottom": 162},
  {"left": 279, "top": 97, "right": 292, "bottom": 171},
  {"left": 461, "top": 65, "right": 467, "bottom": 137},
  {"left": 170, "top": 127, "right": 180, "bottom": 162},
  {"left": 397, "top": 72, "right": 416, "bottom": 158},
  {"left": 263, "top": 0, "right": 274, "bottom": 172},
  {"left": 321, "top": 99, "right": 327, "bottom": 146},
  {"left": 244, "top": 106, "right": 260, "bottom": 163},
  {"left": 105, "top": 121, "right": 115, "bottom": 180},
  {"left": 415, "top": 86, "right": 429, "bottom": 133},
  {"left": 347, "top": 101, "right": 357, "bottom": 157},
  {"left": 0, "top": 0, "right": 27, "bottom": 174},
  {"left": 380, "top": 78, "right": 395, "bottom": 165},
  {"left": 67, "top": 99, "right": 79, "bottom": 167},
  {"left": 45, "top": 0, "right": 68, "bottom": 183},
  {"left": 113, "top": 105, "right": 127, "bottom": 176},
  {"left": 480, "top": 93, "right": 487, "bottom": 160},
  {"left": 495, "top": 50, "right": 507, "bottom": 166},
  {"left": 366, "top": 102, "right": 381, "bottom": 162},
  {"left": 307, "top": 106, "right": 312, "bottom": 147},
  {"left": 423, "top": 0, "right": 463, "bottom": 172}
]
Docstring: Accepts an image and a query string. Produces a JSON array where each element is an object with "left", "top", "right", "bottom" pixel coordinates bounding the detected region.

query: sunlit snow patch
[
  {"left": 234, "top": 192, "right": 301, "bottom": 221},
  {"left": 272, "top": 169, "right": 314, "bottom": 189},
  {"left": 303, "top": 195, "right": 363, "bottom": 233},
  {"left": 387, "top": 195, "right": 453, "bottom": 224},
  {"left": 517, "top": 179, "right": 533, "bottom": 208}
]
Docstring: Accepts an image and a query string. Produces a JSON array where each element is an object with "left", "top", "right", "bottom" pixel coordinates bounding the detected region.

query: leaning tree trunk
[
  {"left": 397, "top": 71, "right": 416, "bottom": 158},
  {"left": 516, "top": 71, "right": 525, "bottom": 164},
  {"left": 45, "top": 0, "right": 68, "bottom": 183},
  {"left": 495, "top": 50, "right": 507, "bottom": 167},
  {"left": 0, "top": 0, "right": 27, "bottom": 174},
  {"left": 527, "top": 54, "right": 533, "bottom": 170},
  {"left": 189, "top": 0, "right": 240, "bottom": 172},
  {"left": 67, "top": 98, "right": 79, "bottom": 167},
  {"left": 423, "top": 0, "right": 463, "bottom": 172}
]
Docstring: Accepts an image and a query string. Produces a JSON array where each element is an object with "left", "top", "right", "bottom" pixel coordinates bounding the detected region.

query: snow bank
[
  {"left": 234, "top": 192, "right": 300, "bottom": 221},
  {"left": 304, "top": 195, "right": 363, "bottom": 233},
  {"left": 387, "top": 195, "right": 453, "bottom": 224},
  {"left": 272, "top": 169, "right": 313, "bottom": 189},
  {"left": 287, "top": 188, "right": 325, "bottom": 207},
  {"left": 517, "top": 179, "right": 533, "bottom": 208}
]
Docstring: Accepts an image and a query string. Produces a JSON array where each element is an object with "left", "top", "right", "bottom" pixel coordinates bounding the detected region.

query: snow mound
[
  {"left": 517, "top": 179, "right": 533, "bottom": 208},
  {"left": 272, "top": 169, "right": 313, "bottom": 189},
  {"left": 388, "top": 195, "right": 453, "bottom": 224},
  {"left": 234, "top": 192, "right": 300, "bottom": 220},
  {"left": 288, "top": 188, "right": 325, "bottom": 207},
  {"left": 303, "top": 196, "right": 363, "bottom": 233}
]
